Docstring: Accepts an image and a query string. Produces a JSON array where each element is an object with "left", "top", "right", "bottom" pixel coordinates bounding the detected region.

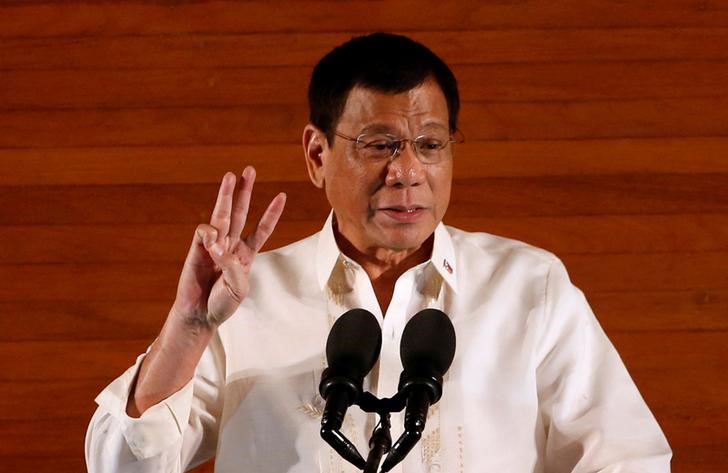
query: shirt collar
[
  {"left": 431, "top": 222, "right": 458, "bottom": 293},
  {"left": 316, "top": 211, "right": 343, "bottom": 290},
  {"left": 315, "top": 211, "right": 458, "bottom": 293}
]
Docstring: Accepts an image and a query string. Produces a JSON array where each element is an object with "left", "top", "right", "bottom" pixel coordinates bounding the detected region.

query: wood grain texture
[
  {"left": 4, "top": 97, "right": 728, "bottom": 148},
  {"left": 3, "top": 1, "right": 728, "bottom": 38},
  {"left": 0, "top": 252, "right": 724, "bottom": 306},
  {"left": 3, "top": 62, "right": 728, "bottom": 110},
  {"left": 0, "top": 379, "right": 110, "bottom": 420},
  {"left": 3, "top": 29, "right": 728, "bottom": 71},
  {"left": 0, "top": 288, "right": 725, "bottom": 343},
  {"left": 0, "top": 333, "right": 725, "bottom": 473},
  {"left": 2, "top": 214, "right": 728, "bottom": 265},
  {"left": 2, "top": 138, "right": 728, "bottom": 187},
  {"left": 1, "top": 0, "right": 726, "bottom": 471},
  {"left": 1, "top": 175, "right": 726, "bottom": 226}
]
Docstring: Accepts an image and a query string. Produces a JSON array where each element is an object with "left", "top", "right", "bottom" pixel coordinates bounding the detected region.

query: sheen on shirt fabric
[{"left": 85, "top": 213, "right": 671, "bottom": 473}]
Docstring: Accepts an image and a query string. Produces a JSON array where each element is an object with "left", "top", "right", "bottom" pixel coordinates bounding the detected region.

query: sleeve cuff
[{"left": 94, "top": 352, "right": 195, "bottom": 460}]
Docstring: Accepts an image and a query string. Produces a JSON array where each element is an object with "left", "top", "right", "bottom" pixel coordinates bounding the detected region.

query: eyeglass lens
[{"left": 358, "top": 135, "right": 449, "bottom": 163}]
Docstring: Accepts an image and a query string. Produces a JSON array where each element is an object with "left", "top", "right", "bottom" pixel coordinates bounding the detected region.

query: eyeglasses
[{"left": 333, "top": 129, "right": 464, "bottom": 164}]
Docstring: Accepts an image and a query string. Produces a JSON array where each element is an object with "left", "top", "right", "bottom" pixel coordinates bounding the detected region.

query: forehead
[{"left": 338, "top": 79, "right": 449, "bottom": 132}]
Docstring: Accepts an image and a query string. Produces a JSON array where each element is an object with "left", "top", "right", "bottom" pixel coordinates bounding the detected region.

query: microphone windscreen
[
  {"left": 326, "top": 309, "right": 382, "bottom": 379},
  {"left": 400, "top": 308, "right": 456, "bottom": 376}
]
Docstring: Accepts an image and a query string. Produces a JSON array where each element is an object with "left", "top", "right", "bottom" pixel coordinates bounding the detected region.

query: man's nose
[{"left": 384, "top": 141, "right": 425, "bottom": 187}]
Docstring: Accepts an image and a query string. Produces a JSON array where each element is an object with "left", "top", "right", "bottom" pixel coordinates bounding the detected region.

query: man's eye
[
  {"left": 417, "top": 139, "right": 444, "bottom": 150},
  {"left": 363, "top": 140, "right": 393, "bottom": 151}
]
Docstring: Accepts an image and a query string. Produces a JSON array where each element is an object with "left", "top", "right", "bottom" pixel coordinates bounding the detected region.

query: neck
[
  {"left": 335, "top": 234, "right": 434, "bottom": 282},
  {"left": 334, "top": 231, "right": 433, "bottom": 314},
  {"left": 332, "top": 216, "right": 434, "bottom": 279}
]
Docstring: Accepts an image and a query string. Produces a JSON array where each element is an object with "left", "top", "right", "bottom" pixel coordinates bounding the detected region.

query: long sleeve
[
  {"left": 85, "top": 334, "right": 226, "bottom": 473},
  {"left": 535, "top": 258, "right": 672, "bottom": 472}
]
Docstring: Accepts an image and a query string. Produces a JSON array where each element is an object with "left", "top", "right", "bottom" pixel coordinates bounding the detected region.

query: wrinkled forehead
[{"left": 338, "top": 80, "right": 450, "bottom": 134}]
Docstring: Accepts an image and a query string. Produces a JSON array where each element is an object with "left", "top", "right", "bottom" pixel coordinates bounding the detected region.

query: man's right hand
[
  {"left": 172, "top": 166, "right": 286, "bottom": 330},
  {"left": 127, "top": 167, "right": 286, "bottom": 417}
]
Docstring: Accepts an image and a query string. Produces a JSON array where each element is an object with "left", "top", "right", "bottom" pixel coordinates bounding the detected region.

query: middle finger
[
  {"left": 228, "top": 166, "right": 256, "bottom": 243},
  {"left": 210, "top": 172, "right": 236, "bottom": 241}
]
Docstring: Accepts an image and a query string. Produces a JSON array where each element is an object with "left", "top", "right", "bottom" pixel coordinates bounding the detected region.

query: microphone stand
[
  {"left": 322, "top": 381, "right": 442, "bottom": 472},
  {"left": 353, "top": 391, "right": 407, "bottom": 473},
  {"left": 363, "top": 412, "right": 391, "bottom": 473}
]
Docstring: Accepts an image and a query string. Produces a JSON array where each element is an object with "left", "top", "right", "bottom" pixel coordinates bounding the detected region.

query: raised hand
[
  {"left": 127, "top": 167, "right": 285, "bottom": 417},
  {"left": 172, "top": 166, "right": 286, "bottom": 329}
]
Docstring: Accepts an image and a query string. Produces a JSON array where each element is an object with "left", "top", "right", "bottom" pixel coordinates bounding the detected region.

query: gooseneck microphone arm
[
  {"left": 378, "top": 374, "right": 442, "bottom": 472},
  {"left": 319, "top": 371, "right": 367, "bottom": 468}
]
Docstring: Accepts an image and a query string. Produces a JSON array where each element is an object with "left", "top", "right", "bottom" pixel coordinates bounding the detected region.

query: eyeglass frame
[{"left": 332, "top": 129, "right": 465, "bottom": 163}]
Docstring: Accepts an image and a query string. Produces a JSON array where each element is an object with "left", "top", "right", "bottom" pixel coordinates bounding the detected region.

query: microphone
[
  {"left": 381, "top": 308, "right": 456, "bottom": 472},
  {"left": 319, "top": 308, "right": 382, "bottom": 469}
]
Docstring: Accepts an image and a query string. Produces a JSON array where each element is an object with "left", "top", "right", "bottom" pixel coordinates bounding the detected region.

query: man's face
[{"left": 308, "top": 79, "right": 453, "bottom": 256}]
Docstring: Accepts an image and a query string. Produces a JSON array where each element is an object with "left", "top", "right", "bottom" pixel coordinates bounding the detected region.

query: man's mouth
[
  {"left": 379, "top": 206, "right": 425, "bottom": 221},
  {"left": 382, "top": 205, "right": 422, "bottom": 212}
]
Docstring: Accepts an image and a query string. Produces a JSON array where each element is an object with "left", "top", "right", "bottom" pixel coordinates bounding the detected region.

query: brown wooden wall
[{"left": 1, "top": 1, "right": 726, "bottom": 472}]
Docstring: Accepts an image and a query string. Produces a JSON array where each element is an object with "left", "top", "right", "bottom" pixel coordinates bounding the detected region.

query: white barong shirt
[{"left": 86, "top": 214, "right": 671, "bottom": 472}]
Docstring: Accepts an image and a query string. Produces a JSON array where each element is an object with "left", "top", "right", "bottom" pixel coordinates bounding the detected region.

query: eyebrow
[
  {"left": 358, "top": 122, "right": 448, "bottom": 136},
  {"left": 358, "top": 124, "right": 394, "bottom": 135}
]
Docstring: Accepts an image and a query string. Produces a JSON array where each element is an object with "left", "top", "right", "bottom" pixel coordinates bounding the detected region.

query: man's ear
[{"left": 302, "top": 124, "right": 327, "bottom": 189}]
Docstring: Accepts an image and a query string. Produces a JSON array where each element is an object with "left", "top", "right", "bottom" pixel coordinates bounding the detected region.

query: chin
[{"left": 377, "top": 227, "right": 433, "bottom": 252}]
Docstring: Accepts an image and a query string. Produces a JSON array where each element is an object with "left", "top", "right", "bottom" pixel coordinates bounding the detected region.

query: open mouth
[{"left": 380, "top": 206, "right": 425, "bottom": 221}]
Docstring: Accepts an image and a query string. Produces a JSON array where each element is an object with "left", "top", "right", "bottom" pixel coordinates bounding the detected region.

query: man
[{"left": 86, "top": 33, "right": 671, "bottom": 472}]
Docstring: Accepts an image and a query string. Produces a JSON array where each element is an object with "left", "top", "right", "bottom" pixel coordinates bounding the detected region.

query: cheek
[
  {"left": 324, "top": 160, "right": 379, "bottom": 210},
  {"left": 430, "top": 165, "right": 453, "bottom": 205}
]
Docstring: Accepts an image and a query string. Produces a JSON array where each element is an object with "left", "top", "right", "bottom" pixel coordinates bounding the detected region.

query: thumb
[
  {"left": 184, "top": 224, "right": 220, "bottom": 269},
  {"left": 196, "top": 224, "right": 218, "bottom": 251}
]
